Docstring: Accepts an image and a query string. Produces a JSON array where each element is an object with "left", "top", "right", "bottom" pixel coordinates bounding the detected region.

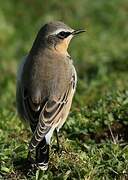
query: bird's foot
[{"left": 27, "top": 151, "right": 38, "bottom": 170}]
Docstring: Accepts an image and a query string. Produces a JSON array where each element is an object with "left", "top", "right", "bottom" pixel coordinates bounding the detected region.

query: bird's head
[{"left": 35, "top": 21, "right": 85, "bottom": 54}]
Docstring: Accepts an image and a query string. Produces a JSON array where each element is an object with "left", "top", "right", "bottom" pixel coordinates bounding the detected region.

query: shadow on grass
[
  {"left": 69, "top": 122, "right": 128, "bottom": 144},
  {"left": 8, "top": 157, "right": 37, "bottom": 179}
]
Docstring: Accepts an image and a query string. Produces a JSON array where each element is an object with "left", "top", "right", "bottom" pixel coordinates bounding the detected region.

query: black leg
[
  {"left": 27, "top": 151, "right": 31, "bottom": 161},
  {"left": 55, "top": 129, "right": 60, "bottom": 151},
  {"left": 27, "top": 150, "right": 35, "bottom": 165}
]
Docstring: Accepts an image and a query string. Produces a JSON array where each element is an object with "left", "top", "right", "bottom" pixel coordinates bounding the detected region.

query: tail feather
[{"left": 36, "top": 138, "right": 49, "bottom": 170}]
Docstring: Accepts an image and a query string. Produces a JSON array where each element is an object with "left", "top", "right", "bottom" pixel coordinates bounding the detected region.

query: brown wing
[{"left": 26, "top": 77, "right": 75, "bottom": 151}]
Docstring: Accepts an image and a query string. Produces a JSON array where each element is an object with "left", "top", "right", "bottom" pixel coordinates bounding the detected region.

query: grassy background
[{"left": 0, "top": 0, "right": 128, "bottom": 179}]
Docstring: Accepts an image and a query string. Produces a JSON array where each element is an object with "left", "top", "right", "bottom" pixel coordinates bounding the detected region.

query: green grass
[{"left": 0, "top": 0, "right": 128, "bottom": 179}]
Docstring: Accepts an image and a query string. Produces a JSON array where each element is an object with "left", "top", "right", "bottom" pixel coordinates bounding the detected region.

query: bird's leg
[
  {"left": 55, "top": 129, "right": 60, "bottom": 152},
  {"left": 27, "top": 150, "right": 36, "bottom": 167},
  {"left": 27, "top": 150, "right": 31, "bottom": 161}
]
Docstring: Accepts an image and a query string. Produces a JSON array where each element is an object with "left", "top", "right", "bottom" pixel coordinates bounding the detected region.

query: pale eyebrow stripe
[{"left": 50, "top": 28, "right": 74, "bottom": 35}]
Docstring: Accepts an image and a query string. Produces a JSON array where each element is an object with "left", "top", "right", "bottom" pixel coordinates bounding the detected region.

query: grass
[{"left": 0, "top": 0, "right": 128, "bottom": 179}]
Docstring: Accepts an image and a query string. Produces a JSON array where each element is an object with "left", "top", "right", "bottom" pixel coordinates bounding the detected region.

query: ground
[{"left": 0, "top": 0, "right": 128, "bottom": 179}]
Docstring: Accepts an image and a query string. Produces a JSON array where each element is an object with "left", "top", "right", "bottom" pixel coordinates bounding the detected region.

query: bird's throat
[{"left": 55, "top": 37, "right": 72, "bottom": 55}]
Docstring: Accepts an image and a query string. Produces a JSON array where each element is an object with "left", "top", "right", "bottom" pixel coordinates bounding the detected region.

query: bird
[{"left": 16, "top": 21, "right": 85, "bottom": 170}]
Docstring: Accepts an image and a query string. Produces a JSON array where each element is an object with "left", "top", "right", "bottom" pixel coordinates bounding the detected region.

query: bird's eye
[
  {"left": 59, "top": 31, "right": 66, "bottom": 37},
  {"left": 57, "top": 31, "right": 71, "bottom": 39},
  {"left": 57, "top": 31, "right": 66, "bottom": 39}
]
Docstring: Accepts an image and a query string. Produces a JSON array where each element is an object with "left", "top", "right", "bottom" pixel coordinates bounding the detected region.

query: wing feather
[
  {"left": 28, "top": 79, "right": 74, "bottom": 151},
  {"left": 17, "top": 55, "right": 77, "bottom": 151}
]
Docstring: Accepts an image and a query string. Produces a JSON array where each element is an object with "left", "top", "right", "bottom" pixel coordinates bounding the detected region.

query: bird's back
[{"left": 21, "top": 49, "right": 73, "bottom": 104}]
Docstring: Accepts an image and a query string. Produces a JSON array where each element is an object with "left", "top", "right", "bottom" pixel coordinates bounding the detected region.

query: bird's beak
[{"left": 72, "top": 29, "right": 86, "bottom": 35}]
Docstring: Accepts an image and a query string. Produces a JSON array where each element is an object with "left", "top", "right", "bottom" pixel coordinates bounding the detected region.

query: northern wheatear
[{"left": 16, "top": 21, "right": 85, "bottom": 170}]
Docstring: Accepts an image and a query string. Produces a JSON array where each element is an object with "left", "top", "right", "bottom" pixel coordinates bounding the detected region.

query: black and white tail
[{"left": 36, "top": 138, "right": 49, "bottom": 170}]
